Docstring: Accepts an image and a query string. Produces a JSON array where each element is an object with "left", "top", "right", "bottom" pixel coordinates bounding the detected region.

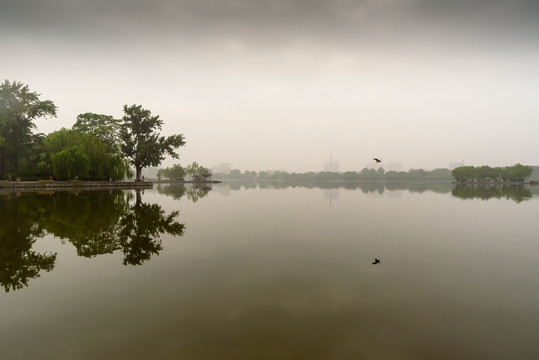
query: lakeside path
[
  {"left": 0, "top": 179, "right": 221, "bottom": 192},
  {"left": 0, "top": 181, "right": 153, "bottom": 191}
]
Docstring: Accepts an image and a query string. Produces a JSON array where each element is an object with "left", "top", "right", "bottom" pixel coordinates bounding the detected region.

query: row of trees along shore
[
  {"left": 212, "top": 164, "right": 537, "bottom": 183},
  {"left": 0, "top": 80, "right": 185, "bottom": 181},
  {"left": 212, "top": 168, "right": 455, "bottom": 182}
]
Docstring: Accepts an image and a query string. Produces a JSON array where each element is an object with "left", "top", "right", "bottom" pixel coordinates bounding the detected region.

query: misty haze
[{"left": 2, "top": 0, "right": 539, "bottom": 359}]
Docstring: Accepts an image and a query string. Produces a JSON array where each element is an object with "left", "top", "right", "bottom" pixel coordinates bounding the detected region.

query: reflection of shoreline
[
  {"left": 156, "top": 183, "right": 213, "bottom": 202},
  {"left": 452, "top": 184, "right": 533, "bottom": 203},
  {"left": 452, "top": 180, "right": 535, "bottom": 185},
  {"left": 214, "top": 181, "right": 535, "bottom": 204},
  {"left": 218, "top": 180, "right": 454, "bottom": 194}
]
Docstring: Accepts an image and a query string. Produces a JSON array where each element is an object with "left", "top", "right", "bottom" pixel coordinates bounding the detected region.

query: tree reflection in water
[
  {"left": 117, "top": 190, "right": 185, "bottom": 265},
  {"left": 156, "top": 183, "right": 212, "bottom": 202},
  {"left": 0, "top": 194, "right": 56, "bottom": 292},
  {"left": 214, "top": 180, "right": 534, "bottom": 203},
  {"left": 452, "top": 184, "right": 532, "bottom": 203},
  {"left": 252, "top": 180, "right": 455, "bottom": 194},
  {"left": 0, "top": 189, "right": 185, "bottom": 292}
]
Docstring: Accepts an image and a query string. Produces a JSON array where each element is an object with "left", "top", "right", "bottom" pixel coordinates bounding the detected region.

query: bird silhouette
[
  {"left": 372, "top": 258, "right": 381, "bottom": 265},
  {"left": 373, "top": 158, "right": 382, "bottom": 163}
]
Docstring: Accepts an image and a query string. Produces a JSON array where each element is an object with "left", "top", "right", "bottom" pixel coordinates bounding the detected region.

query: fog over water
[{"left": 2, "top": 0, "right": 538, "bottom": 171}]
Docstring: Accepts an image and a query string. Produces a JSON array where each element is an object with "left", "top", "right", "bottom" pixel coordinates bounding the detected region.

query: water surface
[{"left": 1, "top": 183, "right": 538, "bottom": 359}]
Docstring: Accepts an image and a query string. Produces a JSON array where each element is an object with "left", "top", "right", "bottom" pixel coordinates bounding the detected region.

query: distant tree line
[
  {"left": 212, "top": 167, "right": 454, "bottom": 182},
  {"left": 214, "top": 165, "right": 536, "bottom": 184},
  {"left": 452, "top": 164, "right": 533, "bottom": 182},
  {"left": 0, "top": 80, "right": 185, "bottom": 181}
]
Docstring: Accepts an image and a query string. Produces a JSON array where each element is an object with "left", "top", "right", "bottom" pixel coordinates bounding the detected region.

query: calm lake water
[{"left": 1, "top": 183, "right": 538, "bottom": 359}]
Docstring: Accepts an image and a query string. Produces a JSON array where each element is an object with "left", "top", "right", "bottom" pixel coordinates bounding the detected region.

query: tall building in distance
[
  {"left": 449, "top": 161, "right": 464, "bottom": 170},
  {"left": 212, "top": 163, "right": 231, "bottom": 174},
  {"left": 323, "top": 154, "right": 340, "bottom": 172}
]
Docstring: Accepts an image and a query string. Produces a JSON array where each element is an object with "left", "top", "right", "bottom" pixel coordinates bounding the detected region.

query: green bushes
[{"left": 452, "top": 164, "right": 532, "bottom": 182}]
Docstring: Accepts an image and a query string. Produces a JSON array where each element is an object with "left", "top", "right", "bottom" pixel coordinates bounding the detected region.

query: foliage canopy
[
  {"left": 0, "top": 80, "right": 57, "bottom": 177},
  {"left": 120, "top": 105, "right": 186, "bottom": 181}
]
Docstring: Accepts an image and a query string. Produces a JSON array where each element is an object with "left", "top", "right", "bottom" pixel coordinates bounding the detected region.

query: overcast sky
[{"left": 2, "top": 0, "right": 538, "bottom": 172}]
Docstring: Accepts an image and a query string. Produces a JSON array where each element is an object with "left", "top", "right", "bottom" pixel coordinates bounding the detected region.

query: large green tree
[
  {"left": 120, "top": 105, "right": 186, "bottom": 181},
  {"left": 504, "top": 163, "right": 533, "bottom": 182},
  {"left": 73, "top": 112, "right": 122, "bottom": 152},
  {"left": 0, "top": 80, "right": 57, "bottom": 177},
  {"left": 72, "top": 112, "right": 132, "bottom": 179}
]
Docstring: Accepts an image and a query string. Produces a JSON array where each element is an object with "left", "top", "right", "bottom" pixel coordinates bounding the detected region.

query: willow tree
[
  {"left": 120, "top": 105, "right": 186, "bottom": 181},
  {"left": 0, "top": 80, "right": 57, "bottom": 177},
  {"left": 50, "top": 145, "right": 90, "bottom": 180},
  {"left": 72, "top": 113, "right": 131, "bottom": 179},
  {"left": 44, "top": 129, "right": 130, "bottom": 180}
]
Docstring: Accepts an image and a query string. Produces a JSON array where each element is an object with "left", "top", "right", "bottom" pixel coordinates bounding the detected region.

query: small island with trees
[
  {"left": 156, "top": 162, "right": 219, "bottom": 183},
  {"left": 451, "top": 164, "right": 533, "bottom": 183}
]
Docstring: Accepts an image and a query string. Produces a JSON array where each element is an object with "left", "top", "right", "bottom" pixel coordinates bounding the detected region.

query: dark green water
[{"left": 1, "top": 183, "right": 538, "bottom": 359}]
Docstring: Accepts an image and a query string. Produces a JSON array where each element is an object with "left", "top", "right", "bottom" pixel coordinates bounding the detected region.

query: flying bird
[
  {"left": 373, "top": 158, "right": 382, "bottom": 163},
  {"left": 372, "top": 258, "right": 381, "bottom": 265}
]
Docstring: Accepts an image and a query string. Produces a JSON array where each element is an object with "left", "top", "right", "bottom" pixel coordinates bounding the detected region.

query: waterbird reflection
[{"left": 0, "top": 189, "right": 185, "bottom": 292}]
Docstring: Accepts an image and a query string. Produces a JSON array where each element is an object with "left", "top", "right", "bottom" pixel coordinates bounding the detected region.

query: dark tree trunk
[{"left": 0, "top": 155, "right": 4, "bottom": 178}]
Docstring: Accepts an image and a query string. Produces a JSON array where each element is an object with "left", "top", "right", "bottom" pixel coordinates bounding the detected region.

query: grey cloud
[{"left": 2, "top": 0, "right": 538, "bottom": 48}]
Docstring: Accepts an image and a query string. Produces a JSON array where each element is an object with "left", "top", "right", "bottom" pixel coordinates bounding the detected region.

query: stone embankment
[
  {"left": 152, "top": 180, "right": 221, "bottom": 184},
  {"left": 0, "top": 180, "right": 153, "bottom": 190}
]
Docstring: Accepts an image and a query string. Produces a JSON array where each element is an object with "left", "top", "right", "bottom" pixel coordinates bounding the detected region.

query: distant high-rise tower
[
  {"left": 449, "top": 161, "right": 464, "bottom": 170},
  {"left": 212, "top": 163, "right": 231, "bottom": 174},
  {"left": 324, "top": 154, "right": 340, "bottom": 172}
]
